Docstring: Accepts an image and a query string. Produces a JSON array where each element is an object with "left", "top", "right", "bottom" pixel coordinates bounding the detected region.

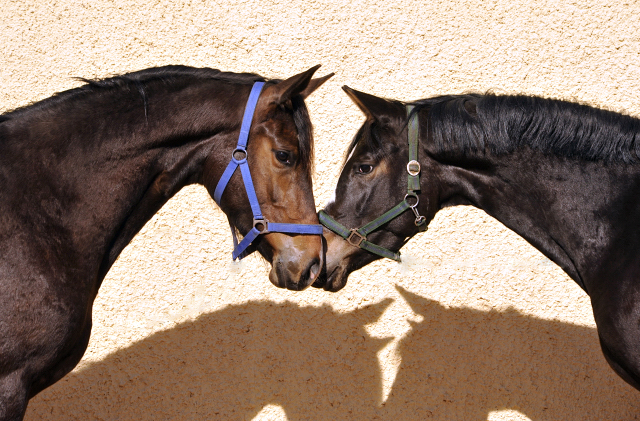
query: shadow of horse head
[
  {"left": 25, "top": 299, "right": 392, "bottom": 421},
  {"left": 26, "top": 289, "right": 640, "bottom": 420},
  {"left": 381, "top": 286, "right": 640, "bottom": 420}
]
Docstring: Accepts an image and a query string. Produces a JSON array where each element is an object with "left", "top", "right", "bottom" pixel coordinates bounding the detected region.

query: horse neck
[
  {"left": 4, "top": 80, "right": 246, "bottom": 282},
  {"left": 433, "top": 146, "right": 640, "bottom": 293}
]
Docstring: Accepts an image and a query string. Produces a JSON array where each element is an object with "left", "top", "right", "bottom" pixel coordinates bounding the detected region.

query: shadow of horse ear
[
  {"left": 395, "top": 285, "right": 440, "bottom": 316},
  {"left": 351, "top": 298, "right": 394, "bottom": 322}
]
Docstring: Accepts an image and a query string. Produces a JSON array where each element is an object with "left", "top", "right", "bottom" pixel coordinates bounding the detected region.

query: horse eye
[
  {"left": 356, "top": 164, "right": 374, "bottom": 174},
  {"left": 275, "top": 151, "right": 292, "bottom": 165}
]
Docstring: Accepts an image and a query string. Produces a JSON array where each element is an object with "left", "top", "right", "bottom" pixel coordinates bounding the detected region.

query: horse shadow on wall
[{"left": 26, "top": 288, "right": 639, "bottom": 421}]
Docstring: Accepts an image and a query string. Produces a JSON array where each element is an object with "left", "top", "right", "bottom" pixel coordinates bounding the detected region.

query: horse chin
[
  {"left": 312, "top": 259, "right": 350, "bottom": 292},
  {"left": 268, "top": 264, "right": 320, "bottom": 291},
  {"left": 323, "top": 264, "right": 350, "bottom": 292}
]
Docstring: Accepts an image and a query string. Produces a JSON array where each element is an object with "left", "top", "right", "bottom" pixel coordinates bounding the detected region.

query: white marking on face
[{"left": 344, "top": 145, "right": 356, "bottom": 165}]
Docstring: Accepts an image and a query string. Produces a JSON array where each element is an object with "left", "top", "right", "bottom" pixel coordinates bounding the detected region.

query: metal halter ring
[
  {"left": 232, "top": 148, "right": 248, "bottom": 163},
  {"left": 347, "top": 229, "right": 366, "bottom": 247},
  {"left": 407, "top": 160, "right": 421, "bottom": 176},
  {"left": 404, "top": 193, "right": 419, "bottom": 208},
  {"left": 253, "top": 218, "right": 268, "bottom": 234}
]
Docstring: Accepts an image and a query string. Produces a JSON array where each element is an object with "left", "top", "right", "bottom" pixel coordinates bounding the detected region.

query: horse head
[
  {"left": 203, "top": 66, "right": 333, "bottom": 290},
  {"left": 316, "top": 87, "right": 440, "bottom": 291}
]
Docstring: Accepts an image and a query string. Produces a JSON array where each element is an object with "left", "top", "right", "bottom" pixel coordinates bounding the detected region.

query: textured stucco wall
[{"left": 2, "top": 0, "right": 640, "bottom": 419}]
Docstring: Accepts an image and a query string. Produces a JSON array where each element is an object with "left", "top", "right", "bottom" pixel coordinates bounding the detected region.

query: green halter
[{"left": 318, "top": 105, "right": 428, "bottom": 262}]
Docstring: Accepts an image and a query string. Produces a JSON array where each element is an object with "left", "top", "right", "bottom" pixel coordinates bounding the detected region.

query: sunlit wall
[{"left": 2, "top": 1, "right": 639, "bottom": 419}]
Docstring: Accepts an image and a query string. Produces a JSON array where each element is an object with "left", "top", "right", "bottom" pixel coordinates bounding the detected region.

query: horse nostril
[
  {"left": 301, "top": 258, "right": 321, "bottom": 288},
  {"left": 283, "top": 254, "right": 323, "bottom": 291},
  {"left": 309, "top": 260, "right": 320, "bottom": 282}
]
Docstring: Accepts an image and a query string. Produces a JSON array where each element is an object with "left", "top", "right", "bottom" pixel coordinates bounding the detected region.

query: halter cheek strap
[
  {"left": 318, "top": 105, "right": 427, "bottom": 262},
  {"left": 214, "top": 82, "right": 323, "bottom": 260}
]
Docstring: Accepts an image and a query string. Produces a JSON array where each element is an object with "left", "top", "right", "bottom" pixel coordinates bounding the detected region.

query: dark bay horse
[
  {"left": 0, "top": 65, "right": 331, "bottom": 420},
  {"left": 317, "top": 86, "right": 640, "bottom": 392}
]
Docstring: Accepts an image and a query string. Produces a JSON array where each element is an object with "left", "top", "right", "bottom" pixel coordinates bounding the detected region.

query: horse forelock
[
  {"left": 343, "top": 121, "right": 390, "bottom": 167},
  {"left": 412, "top": 93, "right": 640, "bottom": 163},
  {"left": 290, "top": 94, "right": 314, "bottom": 175}
]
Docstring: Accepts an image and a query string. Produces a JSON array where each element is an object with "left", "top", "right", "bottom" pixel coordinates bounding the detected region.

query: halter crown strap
[
  {"left": 407, "top": 105, "right": 421, "bottom": 193},
  {"left": 318, "top": 104, "right": 427, "bottom": 262},
  {"left": 213, "top": 81, "right": 323, "bottom": 261}
]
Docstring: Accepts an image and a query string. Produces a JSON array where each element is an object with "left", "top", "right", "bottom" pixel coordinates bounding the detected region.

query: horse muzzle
[{"left": 268, "top": 233, "right": 323, "bottom": 291}]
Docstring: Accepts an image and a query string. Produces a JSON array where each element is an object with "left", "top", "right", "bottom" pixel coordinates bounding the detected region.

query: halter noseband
[
  {"left": 318, "top": 105, "right": 427, "bottom": 262},
  {"left": 214, "top": 82, "right": 323, "bottom": 260}
]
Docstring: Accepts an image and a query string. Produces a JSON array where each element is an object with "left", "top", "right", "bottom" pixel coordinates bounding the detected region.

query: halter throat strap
[
  {"left": 319, "top": 105, "right": 427, "bottom": 262},
  {"left": 214, "top": 82, "right": 323, "bottom": 260}
]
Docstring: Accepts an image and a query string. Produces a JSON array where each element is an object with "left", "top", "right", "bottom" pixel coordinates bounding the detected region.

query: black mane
[
  {"left": 413, "top": 94, "right": 640, "bottom": 163},
  {"left": 0, "top": 66, "right": 314, "bottom": 170},
  {"left": 1, "top": 66, "right": 264, "bottom": 120}
]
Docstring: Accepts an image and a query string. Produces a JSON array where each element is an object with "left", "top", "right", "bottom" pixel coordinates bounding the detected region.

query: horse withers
[
  {"left": 0, "top": 65, "right": 331, "bottom": 420},
  {"left": 317, "top": 86, "right": 640, "bottom": 392}
]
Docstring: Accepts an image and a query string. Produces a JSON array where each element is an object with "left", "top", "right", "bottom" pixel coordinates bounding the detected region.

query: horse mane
[
  {"left": 413, "top": 93, "right": 640, "bottom": 163},
  {"left": 1, "top": 66, "right": 265, "bottom": 119},
  {"left": 0, "top": 66, "right": 314, "bottom": 171}
]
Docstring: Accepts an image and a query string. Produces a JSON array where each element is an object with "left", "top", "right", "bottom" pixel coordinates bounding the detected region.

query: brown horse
[
  {"left": 318, "top": 86, "right": 640, "bottom": 393},
  {"left": 0, "top": 65, "right": 330, "bottom": 420}
]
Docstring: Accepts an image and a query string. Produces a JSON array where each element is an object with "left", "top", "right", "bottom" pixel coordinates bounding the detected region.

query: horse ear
[
  {"left": 266, "top": 65, "right": 329, "bottom": 104},
  {"left": 343, "top": 86, "right": 392, "bottom": 122},
  {"left": 299, "top": 72, "right": 334, "bottom": 99}
]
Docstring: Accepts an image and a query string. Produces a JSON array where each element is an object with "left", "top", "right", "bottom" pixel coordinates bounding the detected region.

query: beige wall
[{"left": 2, "top": 0, "right": 640, "bottom": 419}]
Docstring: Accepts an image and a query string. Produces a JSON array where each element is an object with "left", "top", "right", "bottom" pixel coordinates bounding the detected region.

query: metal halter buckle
[
  {"left": 253, "top": 219, "right": 268, "bottom": 233},
  {"left": 414, "top": 214, "right": 427, "bottom": 226},
  {"left": 404, "top": 193, "right": 426, "bottom": 226},
  {"left": 347, "top": 229, "right": 366, "bottom": 247},
  {"left": 407, "top": 160, "right": 421, "bottom": 176}
]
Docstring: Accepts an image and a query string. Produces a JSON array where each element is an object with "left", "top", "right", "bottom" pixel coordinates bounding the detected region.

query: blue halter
[{"left": 213, "top": 82, "right": 323, "bottom": 260}]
